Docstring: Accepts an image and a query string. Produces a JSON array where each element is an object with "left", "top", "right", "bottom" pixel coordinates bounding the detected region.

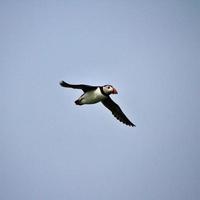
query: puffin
[{"left": 60, "top": 81, "right": 135, "bottom": 127}]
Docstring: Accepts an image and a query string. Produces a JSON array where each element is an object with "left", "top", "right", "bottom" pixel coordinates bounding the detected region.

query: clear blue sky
[{"left": 1, "top": 0, "right": 199, "bottom": 200}]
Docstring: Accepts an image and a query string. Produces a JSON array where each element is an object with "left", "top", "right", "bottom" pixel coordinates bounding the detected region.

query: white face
[{"left": 102, "top": 85, "right": 118, "bottom": 95}]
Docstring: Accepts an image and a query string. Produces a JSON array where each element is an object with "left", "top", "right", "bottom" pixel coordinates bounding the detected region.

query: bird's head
[{"left": 102, "top": 85, "right": 118, "bottom": 95}]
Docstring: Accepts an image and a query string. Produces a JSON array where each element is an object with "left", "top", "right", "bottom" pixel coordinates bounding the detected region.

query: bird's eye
[{"left": 108, "top": 86, "right": 110, "bottom": 89}]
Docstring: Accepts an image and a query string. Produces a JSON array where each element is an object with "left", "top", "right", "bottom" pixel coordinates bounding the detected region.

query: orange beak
[{"left": 112, "top": 88, "right": 118, "bottom": 94}]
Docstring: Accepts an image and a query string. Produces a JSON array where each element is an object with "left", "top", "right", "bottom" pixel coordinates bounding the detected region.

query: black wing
[
  {"left": 102, "top": 97, "right": 135, "bottom": 127},
  {"left": 60, "top": 81, "right": 98, "bottom": 92}
]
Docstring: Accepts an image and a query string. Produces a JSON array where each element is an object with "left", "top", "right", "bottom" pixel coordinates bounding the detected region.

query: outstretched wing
[
  {"left": 102, "top": 97, "right": 135, "bottom": 127},
  {"left": 60, "top": 81, "right": 98, "bottom": 92}
]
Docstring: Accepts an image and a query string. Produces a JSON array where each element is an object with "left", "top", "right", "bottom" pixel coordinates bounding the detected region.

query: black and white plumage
[{"left": 60, "top": 81, "right": 135, "bottom": 127}]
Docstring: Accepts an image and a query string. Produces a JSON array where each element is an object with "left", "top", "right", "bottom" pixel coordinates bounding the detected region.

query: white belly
[{"left": 79, "top": 88, "right": 106, "bottom": 104}]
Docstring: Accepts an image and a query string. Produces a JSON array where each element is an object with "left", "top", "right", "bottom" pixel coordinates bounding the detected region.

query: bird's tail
[{"left": 75, "top": 99, "right": 82, "bottom": 105}]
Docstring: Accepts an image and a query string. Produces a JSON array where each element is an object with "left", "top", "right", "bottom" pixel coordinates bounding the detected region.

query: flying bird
[{"left": 60, "top": 81, "right": 135, "bottom": 127}]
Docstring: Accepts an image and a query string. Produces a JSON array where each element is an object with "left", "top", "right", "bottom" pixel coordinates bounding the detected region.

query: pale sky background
[{"left": 1, "top": 0, "right": 200, "bottom": 200}]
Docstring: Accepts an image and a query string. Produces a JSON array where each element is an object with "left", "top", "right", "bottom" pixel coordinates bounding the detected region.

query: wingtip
[
  {"left": 128, "top": 123, "right": 136, "bottom": 127},
  {"left": 60, "top": 80, "right": 69, "bottom": 87},
  {"left": 121, "top": 120, "right": 135, "bottom": 127},
  {"left": 59, "top": 80, "right": 64, "bottom": 86}
]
